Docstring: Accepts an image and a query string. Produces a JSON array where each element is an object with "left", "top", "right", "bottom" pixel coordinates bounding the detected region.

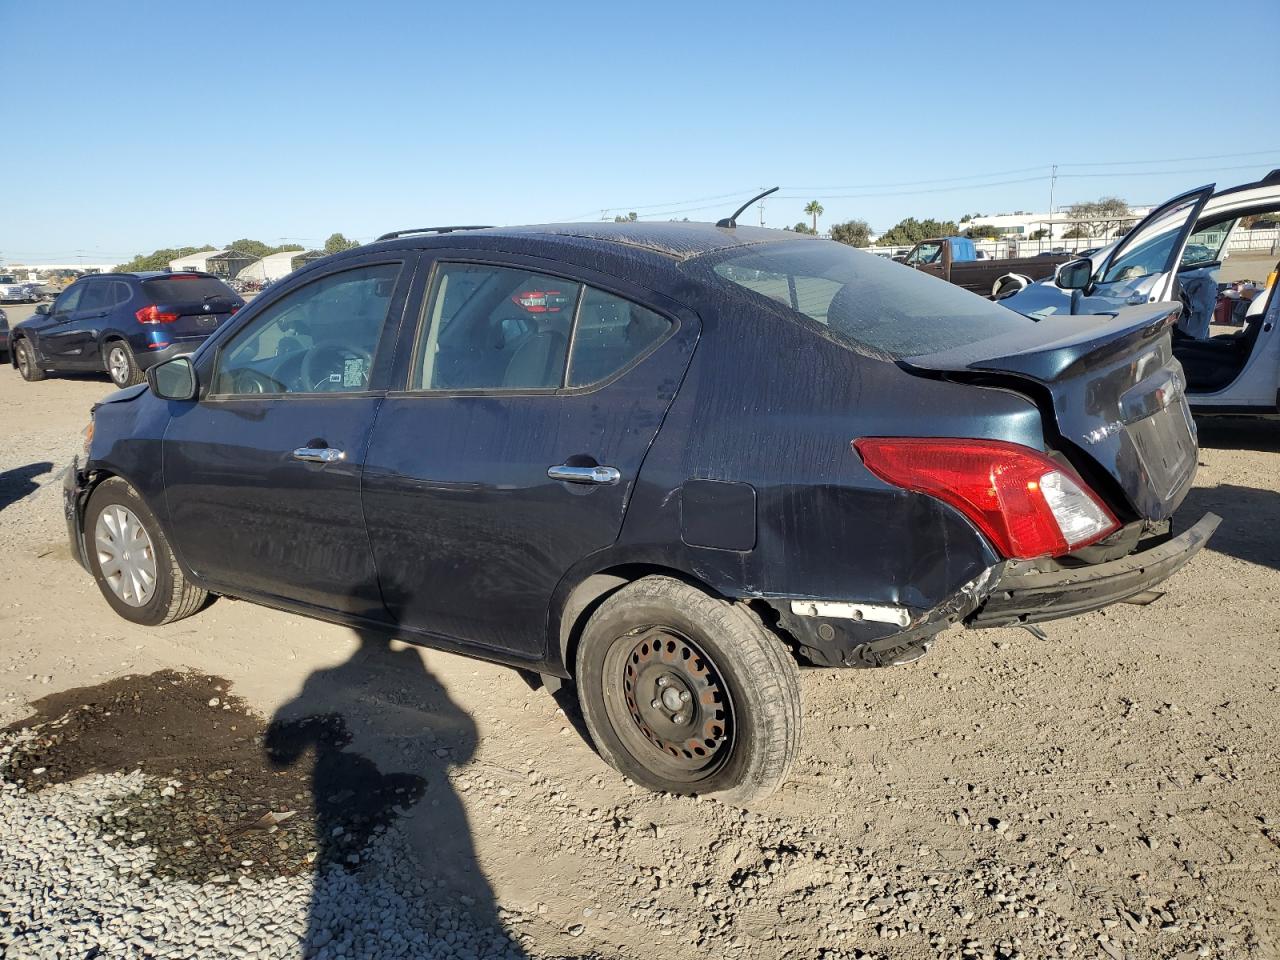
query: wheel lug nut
[
  {"left": 650, "top": 700, "right": 662, "bottom": 710},
  {"left": 656, "top": 676, "right": 670, "bottom": 688},
  {"left": 679, "top": 690, "right": 691, "bottom": 703},
  {"left": 672, "top": 713, "right": 687, "bottom": 725}
]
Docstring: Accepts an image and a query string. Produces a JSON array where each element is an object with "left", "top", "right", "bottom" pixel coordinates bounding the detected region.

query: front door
[
  {"left": 362, "top": 256, "right": 698, "bottom": 659},
  {"left": 1081, "top": 185, "right": 1215, "bottom": 311},
  {"left": 37, "top": 281, "right": 95, "bottom": 365},
  {"left": 162, "top": 256, "right": 413, "bottom": 617}
]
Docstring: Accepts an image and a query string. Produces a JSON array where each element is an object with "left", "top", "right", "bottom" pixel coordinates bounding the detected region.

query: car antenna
[{"left": 716, "top": 186, "right": 779, "bottom": 228}]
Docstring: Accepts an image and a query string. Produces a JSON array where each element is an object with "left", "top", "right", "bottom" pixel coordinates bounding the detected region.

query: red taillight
[
  {"left": 167, "top": 273, "right": 202, "bottom": 280},
  {"left": 853, "top": 437, "right": 1119, "bottom": 560},
  {"left": 136, "top": 305, "right": 178, "bottom": 324},
  {"left": 511, "top": 290, "right": 566, "bottom": 313}
]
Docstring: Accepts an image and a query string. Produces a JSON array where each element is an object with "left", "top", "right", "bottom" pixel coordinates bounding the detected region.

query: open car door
[{"left": 1077, "top": 184, "right": 1215, "bottom": 313}]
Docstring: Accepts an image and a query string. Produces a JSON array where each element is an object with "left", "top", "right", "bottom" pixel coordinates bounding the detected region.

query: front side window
[
  {"left": 1101, "top": 194, "right": 1201, "bottom": 285},
  {"left": 212, "top": 262, "right": 400, "bottom": 396},
  {"left": 53, "top": 283, "right": 83, "bottom": 315},
  {"left": 412, "top": 264, "right": 580, "bottom": 391},
  {"left": 905, "top": 242, "right": 941, "bottom": 266}
]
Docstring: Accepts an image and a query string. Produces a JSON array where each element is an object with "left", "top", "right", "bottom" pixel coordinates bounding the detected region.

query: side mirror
[
  {"left": 147, "top": 356, "right": 197, "bottom": 401},
  {"left": 34, "top": 303, "right": 51, "bottom": 316},
  {"left": 1057, "top": 258, "right": 1094, "bottom": 291}
]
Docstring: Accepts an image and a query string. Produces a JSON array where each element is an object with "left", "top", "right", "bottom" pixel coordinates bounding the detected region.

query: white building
[
  {"left": 168, "top": 249, "right": 227, "bottom": 273},
  {"left": 966, "top": 208, "right": 1152, "bottom": 242},
  {"left": 237, "top": 250, "right": 305, "bottom": 283}
]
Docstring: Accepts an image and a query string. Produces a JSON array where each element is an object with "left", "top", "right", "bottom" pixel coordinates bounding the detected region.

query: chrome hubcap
[
  {"left": 95, "top": 505, "right": 157, "bottom": 606},
  {"left": 17, "top": 344, "right": 29, "bottom": 374},
  {"left": 109, "top": 348, "right": 129, "bottom": 383}
]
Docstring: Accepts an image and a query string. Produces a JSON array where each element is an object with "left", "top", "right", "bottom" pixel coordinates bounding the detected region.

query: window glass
[
  {"left": 413, "top": 264, "right": 580, "bottom": 391},
  {"left": 113, "top": 281, "right": 134, "bottom": 306},
  {"left": 143, "top": 276, "right": 236, "bottom": 303},
  {"left": 694, "top": 241, "right": 1035, "bottom": 358},
  {"left": 905, "top": 242, "right": 941, "bottom": 266},
  {"left": 78, "top": 282, "right": 111, "bottom": 312},
  {"left": 212, "top": 263, "right": 399, "bottom": 395},
  {"left": 1101, "top": 194, "right": 1200, "bottom": 284},
  {"left": 567, "top": 288, "right": 671, "bottom": 386},
  {"left": 53, "top": 284, "right": 83, "bottom": 314}
]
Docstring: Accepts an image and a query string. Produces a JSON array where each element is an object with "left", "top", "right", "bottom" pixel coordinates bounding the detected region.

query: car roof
[
  {"left": 81, "top": 270, "right": 219, "bottom": 281},
  {"left": 364, "top": 221, "right": 808, "bottom": 264}
]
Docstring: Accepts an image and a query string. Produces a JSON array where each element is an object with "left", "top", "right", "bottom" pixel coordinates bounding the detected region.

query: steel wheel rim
[
  {"left": 108, "top": 347, "right": 129, "bottom": 385},
  {"left": 603, "top": 627, "right": 735, "bottom": 783},
  {"left": 94, "top": 504, "right": 158, "bottom": 607},
  {"left": 16, "top": 343, "right": 30, "bottom": 376}
]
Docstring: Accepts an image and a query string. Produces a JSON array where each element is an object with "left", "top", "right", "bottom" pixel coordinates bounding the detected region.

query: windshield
[
  {"left": 690, "top": 240, "right": 1035, "bottom": 358},
  {"left": 0, "top": 276, "right": 16, "bottom": 284}
]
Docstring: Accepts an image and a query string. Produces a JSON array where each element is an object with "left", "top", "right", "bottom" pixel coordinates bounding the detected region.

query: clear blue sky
[{"left": 4, "top": 0, "right": 1278, "bottom": 264}]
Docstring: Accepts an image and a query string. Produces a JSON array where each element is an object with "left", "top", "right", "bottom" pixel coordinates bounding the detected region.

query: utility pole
[
  {"left": 1048, "top": 163, "right": 1058, "bottom": 242},
  {"left": 757, "top": 186, "right": 767, "bottom": 227}
]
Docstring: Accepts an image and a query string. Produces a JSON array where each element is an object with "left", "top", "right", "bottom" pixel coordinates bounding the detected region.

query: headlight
[{"left": 82, "top": 420, "right": 94, "bottom": 460}]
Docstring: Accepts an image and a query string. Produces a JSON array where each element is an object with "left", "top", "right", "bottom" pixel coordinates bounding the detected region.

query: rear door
[
  {"left": 1081, "top": 185, "right": 1214, "bottom": 310},
  {"left": 162, "top": 255, "right": 413, "bottom": 616},
  {"left": 362, "top": 253, "right": 699, "bottom": 659}
]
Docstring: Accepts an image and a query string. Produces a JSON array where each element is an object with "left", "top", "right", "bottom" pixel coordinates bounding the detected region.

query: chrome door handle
[
  {"left": 547, "top": 464, "right": 620, "bottom": 485},
  {"left": 292, "top": 446, "right": 345, "bottom": 463}
]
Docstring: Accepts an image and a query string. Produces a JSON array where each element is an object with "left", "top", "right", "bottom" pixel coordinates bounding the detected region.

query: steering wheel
[
  {"left": 301, "top": 341, "right": 373, "bottom": 392},
  {"left": 227, "top": 367, "right": 287, "bottom": 395}
]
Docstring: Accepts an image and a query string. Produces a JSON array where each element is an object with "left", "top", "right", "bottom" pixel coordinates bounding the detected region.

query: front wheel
[
  {"left": 84, "top": 477, "right": 208, "bottom": 625},
  {"left": 105, "top": 341, "right": 143, "bottom": 387},
  {"left": 14, "top": 339, "right": 46, "bottom": 381},
  {"left": 575, "top": 576, "right": 801, "bottom": 804}
]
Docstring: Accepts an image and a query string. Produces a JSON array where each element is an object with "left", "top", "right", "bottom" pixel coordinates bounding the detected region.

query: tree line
[
  {"left": 113, "top": 233, "right": 360, "bottom": 273},
  {"left": 782, "top": 196, "right": 1134, "bottom": 248}
]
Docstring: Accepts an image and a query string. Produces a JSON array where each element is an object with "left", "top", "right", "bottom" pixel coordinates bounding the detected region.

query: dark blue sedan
[{"left": 63, "top": 221, "right": 1218, "bottom": 801}]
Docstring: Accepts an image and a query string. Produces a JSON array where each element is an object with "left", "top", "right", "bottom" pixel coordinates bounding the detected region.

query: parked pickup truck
[{"left": 895, "top": 237, "right": 1071, "bottom": 298}]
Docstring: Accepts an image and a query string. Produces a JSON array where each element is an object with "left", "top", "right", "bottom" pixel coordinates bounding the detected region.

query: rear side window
[
  {"left": 692, "top": 241, "right": 1033, "bottom": 358},
  {"left": 411, "top": 264, "right": 672, "bottom": 391},
  {"left": 78, "top": 282, "right": 112, "bottom": 312},
  {"left": 567, "top": 288, "right": 670, "bottom": 387},
  {"left": 142, "top": 275, "right": 236, "bottom": 303}
]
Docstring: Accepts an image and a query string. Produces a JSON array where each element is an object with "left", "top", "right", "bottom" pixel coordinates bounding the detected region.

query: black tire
[
  {"left": 14, "top": 338, "right": 46, "bottom": 381},
  {"left": 84, "top": 477, "right": 208, "bottom": 626},
  {"left": 574, "top": 576, "right": 801, "bottom": 804},
  {"left": 105, "top": 340, "right": 143, "bottom": 387}
]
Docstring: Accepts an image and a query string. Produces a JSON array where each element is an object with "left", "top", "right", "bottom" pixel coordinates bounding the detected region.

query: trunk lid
[{"left": 901, "top": 304, "right": 1197, "bottom": 521}]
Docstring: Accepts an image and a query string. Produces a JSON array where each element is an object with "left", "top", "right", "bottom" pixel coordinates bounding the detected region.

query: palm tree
[{"left": 804, "top": 201, "right": 824, "bottom": 234}]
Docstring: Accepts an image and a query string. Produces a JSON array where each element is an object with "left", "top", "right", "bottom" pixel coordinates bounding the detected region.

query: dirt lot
[{"left": 0, "top": 367, "right": 1277, "bottom": 960}]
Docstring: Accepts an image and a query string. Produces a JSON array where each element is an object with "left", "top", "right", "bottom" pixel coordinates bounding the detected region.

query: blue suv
[{"left": 10, "top": 271, "right": 244, "bottom": 387}]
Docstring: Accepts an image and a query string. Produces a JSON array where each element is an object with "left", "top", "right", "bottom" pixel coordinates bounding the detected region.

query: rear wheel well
[{"left": 555, "top": 565, "right": 792, "bottom": 679}]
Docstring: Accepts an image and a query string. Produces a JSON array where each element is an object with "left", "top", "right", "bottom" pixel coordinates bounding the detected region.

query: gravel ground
[{"left": 0, "top": 370, "right": 1278, "bottom": 960}]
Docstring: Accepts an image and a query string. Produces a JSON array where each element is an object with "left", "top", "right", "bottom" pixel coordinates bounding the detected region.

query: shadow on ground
[
  {"left": 0, "top": 461, "right": 53, "bottom": 511},
  {"left": 1178, "top": 482, "right": 1280, "bottom": 572},
  {"left": 1195, "top": 417, "right": 1280, "bottom": 453}
]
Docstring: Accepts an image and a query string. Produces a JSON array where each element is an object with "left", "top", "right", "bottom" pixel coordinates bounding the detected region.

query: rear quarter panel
[{"left": 612, "top": 288, "right": 1046, "bottom": 613}]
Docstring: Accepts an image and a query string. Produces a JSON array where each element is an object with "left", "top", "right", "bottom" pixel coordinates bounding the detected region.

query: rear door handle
[
  {"left": 547, "top": 464, "right": 620, "bottom": 485},
  {"left": 293, "top": 446, "right": 345, "bottom": 463}
]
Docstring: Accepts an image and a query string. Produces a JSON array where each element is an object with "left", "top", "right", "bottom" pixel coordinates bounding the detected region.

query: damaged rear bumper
[{"left": 967, "top": 512, "right": 1220, "bottom": 628}]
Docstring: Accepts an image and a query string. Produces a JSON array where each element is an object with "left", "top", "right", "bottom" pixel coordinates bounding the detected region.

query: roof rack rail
[{"left": 375, "top": 225, "right": 494, "bottom": 242}]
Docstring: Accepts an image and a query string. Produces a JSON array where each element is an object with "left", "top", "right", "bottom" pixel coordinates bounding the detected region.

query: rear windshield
[
  {"left": 142, "top": 275, "right": 236, "bottom": 303},
  {"left": 688, "top": 241, "right": 1034, "bottom": 358}
]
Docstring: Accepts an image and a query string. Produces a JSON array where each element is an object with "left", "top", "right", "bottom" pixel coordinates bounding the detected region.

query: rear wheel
[
  {"left": 14, "top": 339, "right": 46, "bottom": 381},
  {"left": 105, "top": 341, "right": 143, "bottom": 387},
  {"left": 575, "top": 576, "right": 801, "bottom": 804},
  {"left": 84, "top": 477, "right": 207, "bottom": 626}
]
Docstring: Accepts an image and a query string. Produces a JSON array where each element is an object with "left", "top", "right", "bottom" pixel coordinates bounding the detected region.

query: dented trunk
[{"left": 901, "top": 304, "right": 1197, "bottom": 521}]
